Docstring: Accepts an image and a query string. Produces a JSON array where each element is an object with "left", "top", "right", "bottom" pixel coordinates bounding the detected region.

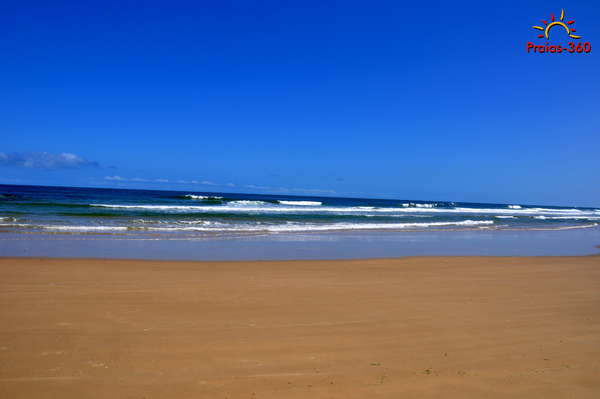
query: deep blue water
[{"left": 0, "top": 184, "right": 599, "bottom": 238}]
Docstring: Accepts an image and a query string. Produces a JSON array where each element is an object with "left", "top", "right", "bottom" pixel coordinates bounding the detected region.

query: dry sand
[{"left": 1, "top": 256, "right": 599, "bottom": 398}]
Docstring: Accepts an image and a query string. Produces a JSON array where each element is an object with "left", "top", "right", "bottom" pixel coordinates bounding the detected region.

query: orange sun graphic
[{"left": 533, "top": 9, "right": 581, "bottom": 39}]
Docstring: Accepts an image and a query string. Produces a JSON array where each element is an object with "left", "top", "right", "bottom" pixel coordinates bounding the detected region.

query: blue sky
[{"left": 1, "top": 0, "right": 599, "bottom": 206}]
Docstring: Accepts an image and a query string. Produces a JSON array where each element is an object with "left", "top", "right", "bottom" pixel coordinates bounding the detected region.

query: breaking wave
[
  {"left": 89, "top": 203, "right": 600, "bottom": 218},
  {"left": 184, "top": 194, "right": 223, "bottom": 200},
  {"left": 278, "top": 200, "right": 322, "bottom": 206}
]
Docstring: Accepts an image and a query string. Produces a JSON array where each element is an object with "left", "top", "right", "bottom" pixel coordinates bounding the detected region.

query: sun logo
[{"left": 533, "top": 9, "right": 581, "bottom": 40}]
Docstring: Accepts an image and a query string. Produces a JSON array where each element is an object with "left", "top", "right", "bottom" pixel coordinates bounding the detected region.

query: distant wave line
[{"left": 89, "top": 203, "right": 599, "bottom": 216}]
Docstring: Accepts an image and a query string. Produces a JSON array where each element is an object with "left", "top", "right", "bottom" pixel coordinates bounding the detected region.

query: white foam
[
  {"left": 184, "top": 194, "right": 223, "bottom": 200},
  {"left": 508, "top": 205, "right": 522, "bottom": 209},
  {"left": 543, "top": 223, "right": 599, "bottom": 230},
  {"left": 534, "top": 215, "right": 600, "bottom": 220},
  {"left": 228, "top": 200, "right": 268, "bottom": 206},
  {"left": 3, "top": 220, "right": 494, "bottom": 234},
  {"left": 43, "top": 225, "right": 128, "bottom": 232},
  {"left": 277, "top": 200, "right": 322, "bottom": 206},
  {"left": 450, "top": 207, "right": 588, "bottom": 216},
  {"left": 0, "top": 223, "right": 129, "bottom": 232},
  {"left": 142, "top": 219, "right": 495, "bottom": 233},
  {"left": 0, "top": 223, "right": 30, "bottom": 228},
  {"left": 90, "top": 203, "right": 597, "bottom": 218},
  {"left": 402, "top": 203, "right": 436, "bottom": 208},
  {"left": 133, "top": 219, "right": 217, "bottom": 226}
]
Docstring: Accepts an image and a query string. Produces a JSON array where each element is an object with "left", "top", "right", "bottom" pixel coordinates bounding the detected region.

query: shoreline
[
  {"left": 1, "top": 228, "right": 599, "bottom": 260},
  {"left": 2, "top": 256, "right": 600, "bottom": 398},
  {"left": 2, "top": 252, "right": 600, "bottom": 263}
]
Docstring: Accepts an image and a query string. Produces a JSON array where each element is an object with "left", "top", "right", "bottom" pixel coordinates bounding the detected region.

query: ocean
[{"left": 1, "top": 184, "right": 599, "bottom": 238}]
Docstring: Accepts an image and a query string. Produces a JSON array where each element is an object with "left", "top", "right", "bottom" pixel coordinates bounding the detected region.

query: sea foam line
[
  {"left": 89, "top": 203, "right": 598, "bottom": 216},
  {"left": 0, "top": 220, "right": 494, "bottom": 233},
  {"left": 0, "top": 223, "right": 128, "bottom": 232},
  {"left": 128, "top": 219, "right": 496, "bottom": 233}
]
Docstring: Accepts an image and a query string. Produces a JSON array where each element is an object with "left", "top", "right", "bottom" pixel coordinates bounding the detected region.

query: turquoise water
[{"left": 1, "top": 184, "right": 599, "bottom": 238}]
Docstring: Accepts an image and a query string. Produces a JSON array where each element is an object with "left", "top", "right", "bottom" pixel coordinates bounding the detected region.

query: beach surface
[{"left": 1, "top": 256, "right": 600, "bottom": 398}]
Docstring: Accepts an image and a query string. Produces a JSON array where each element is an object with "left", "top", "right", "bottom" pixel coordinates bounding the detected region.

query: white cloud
[
  {"left": 104, "top": 176, "right": 149, "bottom": 182},
  {"left": 0, "top": 151, "right": 99, "bottom": 169},
  {"left": 104, "top": 175, "right": 124, "bottom": 181},
  {"left": 104, "top": 176, "right": 214, "bottom": 185},
  {"left": 244, "top": 184, "right": 272, "bottom": 190}
]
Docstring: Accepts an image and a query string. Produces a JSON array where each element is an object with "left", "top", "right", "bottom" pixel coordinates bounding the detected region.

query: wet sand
[{"left": 1, "top": 256, "right": 600, "bottom": 398}]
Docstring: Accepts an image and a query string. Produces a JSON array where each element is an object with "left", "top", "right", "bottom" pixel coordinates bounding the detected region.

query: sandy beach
[{"left": 1, "top": 256, "right": 600, "bottom": 398}]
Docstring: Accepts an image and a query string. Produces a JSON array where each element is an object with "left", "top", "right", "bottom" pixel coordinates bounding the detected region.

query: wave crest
[
  {"left": 184, "top": 194, "right": 223, "bottom": 200},
  {"left": 277, "top": 200, "right": 322, "bottom": 206}
]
